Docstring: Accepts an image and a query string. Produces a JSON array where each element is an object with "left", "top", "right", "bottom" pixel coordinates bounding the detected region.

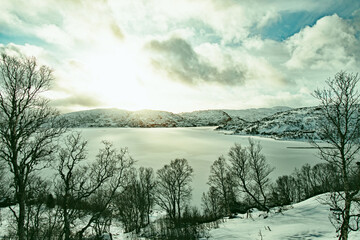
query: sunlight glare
[{"left": 83, "top": 43, "right": 153, "bottom": 111}]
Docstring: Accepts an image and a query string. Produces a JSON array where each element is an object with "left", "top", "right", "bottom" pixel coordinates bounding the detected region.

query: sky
[{"left": 1, "top": 0, "right": 360, "bottom": 113}]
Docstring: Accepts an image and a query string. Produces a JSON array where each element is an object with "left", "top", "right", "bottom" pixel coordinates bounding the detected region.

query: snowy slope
[
  {"left": 2, "top": 195, "right": 359, "bottom": 239},
  {"left": 207, "top": 194, "right": 360, "bottom": 240},
  {"left": 61, "top": 108, "right": 132, "bottom": 127},
  {"left": 61, "top": 106, "right": 329, "bottom": 140},
  {"left": 61, "top": 107, "right": 292, "bottom": 128},
  {"left": 62, "top": 108, "right": 233, "bottom": 128},
  {"left": 179, "top": 110, "right": 232, "bottom": 126},
  {"left": 219, "top": 106, "right": 323, "bottom": 140},
  {"left": 223, "top": 106, "right": 292, "bottom": 122},
  {"left": 62, "top": 108, "right": 191, "bottom": 127},
  {"left": 129, "top": 109, "right": 189, "bottom": 127}
]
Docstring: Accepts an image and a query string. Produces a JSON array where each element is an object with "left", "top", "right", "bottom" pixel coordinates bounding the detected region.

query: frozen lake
[{"left": 77, "top": 127, "right": 321, "bottom": 207}]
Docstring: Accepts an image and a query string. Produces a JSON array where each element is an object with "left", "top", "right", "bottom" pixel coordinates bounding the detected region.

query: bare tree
[
  {"left": 23, "top": 176, "right": 61, "bottom": 240},
  {"left": 139, "top": 167, "right": 156, "bottom": 225},
  {"left": 272, "top": 162, "right": 341, "bottom": 206},
  {"left": 202, "top": 186, "right": 223, "bottom": 219},
  {"left": 228, "top": 139, "right": 274, "bottom": 211},
  {"left": 0, "top": 54, "right": 66, "bottom": 240},
  {"left": 0, "top": 161, "right": 12, "bottom": 204},
  {"left": 115, "top": 167, "right": 155, "bottom": 233},
  {"left": 156, "top": 158, "right": 193, "bottom": 221},
  {"left": 312, "top": 71, "right": 360, "bottom": 240},
  {"left": 272, "top": 175, "right": 296, "bottom": 206},
  {"left": 247, "top": 138, "right": 274, "bottom": 208},
  {"left": 115, "top": 170, "right": 143, "bottom": 233},
  {"left": 207, "top": 156, "right": 235, "bottom": 216},
  {"left": 55, "top": 132, "right": 87, "bottom": 240},
  {"left": 293, "top": 164, "right": 315, "bottom": 200},
  {"left": 311, "top": 163, "right": 341, "bottom": 194},
  {"left": 77, "top": 141, "right": 134, "bottom": 240},
  {"left": 55, "top": 133, "right": 134, "bottom": 240}
]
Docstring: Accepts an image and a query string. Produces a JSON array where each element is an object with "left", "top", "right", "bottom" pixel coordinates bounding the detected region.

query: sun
[{"left": 81, "top": 43, "right": 155, "bottom": 111}]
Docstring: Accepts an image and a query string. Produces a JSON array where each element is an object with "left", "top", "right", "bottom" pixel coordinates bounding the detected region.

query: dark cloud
[
  {"left": 110, "top": 21, "right": 125, "bottom": 40},
  {"left": 51, "top": 94, "right": 103, "bottom": 108},
  {"left": 146, "top": 37, "right": 247, "bottom": 86}
]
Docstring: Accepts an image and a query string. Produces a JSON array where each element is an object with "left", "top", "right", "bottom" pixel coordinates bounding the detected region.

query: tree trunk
[
  {"left": 340, "top": 196, "right": 351, "bottom": 240},
  {"left": 241, "top": 179, "right": 269, "bottom": 212},
  {"left": 222, "top": 182, "right": 229, "bottom": 215},
  {"left": 340, "top": 151, "right": 351, "bottom": 240},
  {"left": 177, "top": 198, "right": 181, "bottom": 221},
  {"left": 146, "top": 192, "right": 151, "bottom": 225},
  {"left": 17, "top": 190, "right": 26, "bottom": 240},
  {"left": 64, "top": 204, "right": 70, "bottom": 240},
  {"left": 172, "top": 199, "right": 176, "bottom": 220}
]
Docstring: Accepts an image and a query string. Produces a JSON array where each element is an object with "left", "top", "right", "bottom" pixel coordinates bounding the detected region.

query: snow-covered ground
[
  {"left": 219, "top": 106, "right": 324, "bottom": 140},
  {"left": 2, "top": 194, "right": 359, "bottom": 239},
  {"left": 208, "top": 195, "right": 360, "bottom": 240},
  {"left": 223, "top": 106, "right": 291, "bottom": 122}
]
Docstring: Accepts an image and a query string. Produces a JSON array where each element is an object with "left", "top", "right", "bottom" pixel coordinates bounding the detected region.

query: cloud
[
  {"left": 0, "top": 43, "right": 44, "bottom": 57},
  {"left": 0, "top": 0, "right": 126, "bottom": 50},
  {"left": 108, "top": 0, "right": 288, "bottom": 44},
  {"left": 35, "top": 24, "right": 73, "bottom": 46},
  {"left": 197, "top": 0, "right": 328, "bottom": 44},
  {"left": 51, "top": 94, "right": 103, "bottom": 108},
  {"left": 110, "top": 21, "right": 125, "bottom": 40},
  {"left": 285, "top": 14, "right": 359, "bottom": 70},
  {"left": 2, "top": 0, "right": 359, "bottom": 112},
  {"left": 0, "top": 42, "right": 59, "bottom": 68},
  {"left": 146, "top": 37, "right": 247, "bottom": 86}
]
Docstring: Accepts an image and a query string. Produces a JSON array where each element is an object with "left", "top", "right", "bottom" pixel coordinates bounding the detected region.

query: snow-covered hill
[
  {"left": 62, "top": 108, "right": 191, "bottom": 127},
  {"left": 179, "top": 110, "right": 232, "bottom": 126},
  {"left": 128, "top": 109, "right": 189, "bottom": 127},
  {"left": 218, "top": 106, "right": 323, "bottom": 140},
  {"left": 61, "top": 107, "right": 291, "bottom": 128},
  {"left": 61, "top": 106, "right": 332, "bottom": 140},
  {"left": 223, "top": 106, "right": 291, "bottom": 122},
  {"left": 61, "top": 108, "right": 132, "bottom": 127},
  {"left": 208, "top": 194, "right": 360, "bottom": 240}
]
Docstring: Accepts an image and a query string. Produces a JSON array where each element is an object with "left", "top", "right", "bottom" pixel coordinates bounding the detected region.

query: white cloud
[
  {"left": 0, "top": 0, "right": 124, "bottom": 51},
  {"left": 35, "top": 24, "right": 73, "bottom": 47},
  {"left": 0, "top": 43, "right": 53, "bottom": 67},
  {"left": 0, "top": 43, "right": 41, "bottom": 57},
  {"left": 1, "top": 0, "right": 360, "bottom": 112},
  {"left": 285, "top": 14, "right": 358, "bottom": 70},
  {"left": 108, "top": 0, "right": 287, "bottom": 44}
]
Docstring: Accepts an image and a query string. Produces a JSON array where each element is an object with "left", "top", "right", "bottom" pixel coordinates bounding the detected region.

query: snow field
[{"left": 207, "top": 195, "right": 360, "bottom": 240}]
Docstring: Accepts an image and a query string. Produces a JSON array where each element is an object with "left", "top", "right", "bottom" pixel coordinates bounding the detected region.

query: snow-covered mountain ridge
[
  {"left": 217, "top": 106, "right": 324, "bottom": 140},
  {"left": 61, "top": 106, "right": 291, "bottom": 128},
  {"left": 60, "top": 106, "right": 331, "bottom": 140}
]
